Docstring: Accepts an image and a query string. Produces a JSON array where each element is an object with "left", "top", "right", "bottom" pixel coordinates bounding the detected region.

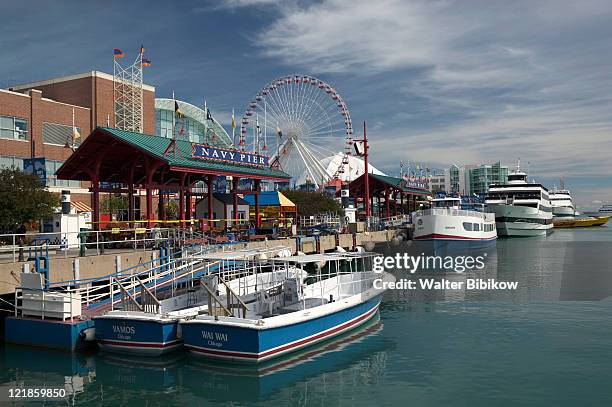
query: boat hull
[
  {"left": 181, "top": 295, "right": 382, "bottom": 364},
  {"left": 488, "top": 204, "right": 553, "bottom": 237},
  {"left": 94, "top": 315, "right": 182, "bottom": 356},
  {"left": 413, "top": 209, "right": 497, "bottom": 245},
  {"left": 554, "top": 216, "right": 609, "bottom": 228},
  {"left": 552, "top": 206, "right": 575, "bottom": 217}
]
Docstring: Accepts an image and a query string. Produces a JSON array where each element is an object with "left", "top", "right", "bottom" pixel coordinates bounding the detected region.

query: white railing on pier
[
  {"left": 0, "top": 227, "right": 211, "bottom": 263},
  {"left": 299, "top": 213, "right": 341, "bottom": 228},
  {"left": 380, "top": 214, "right": 411, "bottom": 228}
]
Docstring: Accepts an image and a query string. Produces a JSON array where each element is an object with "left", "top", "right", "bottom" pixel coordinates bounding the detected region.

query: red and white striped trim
[
  {"left": 98, "top": 338, "right": 182, "bottom": 349},
  {"left": 186, "top": 302, "right": 380, "bottom": 362},
  {"left": 414, "top": 233, "right": 496, "bottom": 241}
]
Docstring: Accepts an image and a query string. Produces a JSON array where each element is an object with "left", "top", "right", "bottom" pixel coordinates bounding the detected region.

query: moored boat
[
  {"left": 597, "top": 204, "right": 612, "bottom": 216},
  {"left": 413, "top": 197, "right": 497, "bottom": 249},
  {"left": 180, "top": 252, "right": 395, "bottom": 363},
  {"left": 94, "top": 246, "right": 292, "bottom": 355},
  {"left": 485, "top": 162, "right": 553, "bottom": 237},
  {"left": 553, "top": 216, "right": 609, "bottom": 228},
  {"left": 550, "top": 188, "right": 576, "bottom": 218}
]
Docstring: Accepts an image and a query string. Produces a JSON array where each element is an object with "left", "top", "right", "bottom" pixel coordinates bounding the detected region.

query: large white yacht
[
  {"left": 485, "top": 163, "right": 553, "bottom": 237},
  {"left": 413, "top": 197, "right": 497, "bottom": 247},
  {"left": 549, "top": 188, "right": 576, "bottom": 218},
  {"left": 598, "top": 204, "right": 612, "bottom": 215}
]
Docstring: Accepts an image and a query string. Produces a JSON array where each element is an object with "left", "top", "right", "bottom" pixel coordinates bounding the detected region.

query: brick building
[{"left": 0, "top": 71, "right": 155, "bottom": 206}]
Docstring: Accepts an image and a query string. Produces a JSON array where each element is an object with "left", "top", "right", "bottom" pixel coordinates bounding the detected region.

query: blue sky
[{"left": 2, "top": 0, "right": 612, "bottom": 209}]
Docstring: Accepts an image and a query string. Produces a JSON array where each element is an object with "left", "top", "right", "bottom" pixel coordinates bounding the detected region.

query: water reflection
[
  {"left": 0, "top": 345, "right": 96, "bottom": 405},
  {"left": 0, "top": 315, "right": 392, "bottom": 405},
  {"left": 378, "top": 226, "right": 612, "bottom": 302}
]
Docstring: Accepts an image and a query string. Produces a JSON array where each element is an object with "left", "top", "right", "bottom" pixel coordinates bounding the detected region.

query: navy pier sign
[
  {"left": 192, "top": 145, "right": 269, "bottom": 166},
  {"left": 400, "top": 179, "right": 429, "bottom": 190}
]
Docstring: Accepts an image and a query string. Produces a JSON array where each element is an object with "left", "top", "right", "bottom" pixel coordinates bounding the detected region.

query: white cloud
[
  {"left": 218, "top": 0, "right": 282, "bottom": 9},
  {"left": 249, "top": 0, "right": 612, "bottom": 197}
]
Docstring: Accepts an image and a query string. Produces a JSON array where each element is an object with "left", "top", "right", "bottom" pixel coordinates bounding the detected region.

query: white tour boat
[
  {"left": 597, "top": 204, "right": 612, "bottom": 215},
  {"left": 485, "top": 163, "right": 553, "bottom": 237},
  {"left": 413, "top": 197, "right": 497, "bottom": 249},
  {"left": 550, "top": 188, "right": 576, "bottom": 218}
]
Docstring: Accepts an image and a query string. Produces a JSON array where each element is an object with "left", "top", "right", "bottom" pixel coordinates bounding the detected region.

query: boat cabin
[
  {"left": 431, "top": 197, "right": 461, "bottom": 209},
  {"left": 507, "top": 170, "right": 528, "bottom": 184}
]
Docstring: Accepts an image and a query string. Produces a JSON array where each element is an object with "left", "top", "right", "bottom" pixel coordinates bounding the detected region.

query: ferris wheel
[{"left": 239, "top": 74, "right": 353, "bottom": 188}]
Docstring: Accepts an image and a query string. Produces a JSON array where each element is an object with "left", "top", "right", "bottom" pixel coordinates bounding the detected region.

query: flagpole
[
  {"left": 255, "top": 117, "right": 260, "bottom": 154},
  {"left": 71, "top": 108, "right": 75, "bottom": 150},
  {"left": 232, "top": 108, "right": 236, "bottom": 147},
  {"left": 172, "top": 91, "right": 176, "bottom": 158},
  {"left": 363, "top": 121, "right": 370, "bottom": 218},
  {"left": 204, "top": 100, "right": 208, "bottom": 145}
]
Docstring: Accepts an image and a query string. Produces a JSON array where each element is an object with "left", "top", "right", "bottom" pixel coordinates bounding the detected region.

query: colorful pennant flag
[{"left": 175, "top": 101, "right": 184, "bottom": 118}]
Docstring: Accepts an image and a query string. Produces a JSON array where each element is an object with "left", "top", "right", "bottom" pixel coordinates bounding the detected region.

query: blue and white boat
[
  {"left": 180, "top": 252, "right": 395, "bottom": 363},
  {"left": 94, "top": 246, "right": 292, "bottom": 355}
]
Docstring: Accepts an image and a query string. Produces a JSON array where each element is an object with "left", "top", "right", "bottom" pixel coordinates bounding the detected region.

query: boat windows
[
  {"left": 515, "top": 203, "right": 539, "bottom": 208},
  {"left": 473, "top": 223, "right": 480, "bottom": 231},
  {"left": 496, "top": 217, "right": 553, "bottom": 224},
  {"left": 463, "top": 222, "right": 473, "bottom": 231},
  {"left": 487, "top": 192, "right": 542, "bottom": 201},
  {"left": 508, "top": 174, "right": 527, "bottom": 182},
  {"left": 433, "top": 199, "right": 460, "bottom": 208}
]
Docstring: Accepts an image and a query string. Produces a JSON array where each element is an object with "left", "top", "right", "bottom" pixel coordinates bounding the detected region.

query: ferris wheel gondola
[{"left": 239, "top": 74, "right": 353, "bottom": 188}]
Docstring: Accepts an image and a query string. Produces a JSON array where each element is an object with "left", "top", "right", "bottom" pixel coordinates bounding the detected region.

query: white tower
[{"left": 113, "top": 46, "right": 145, "bottom": 133}]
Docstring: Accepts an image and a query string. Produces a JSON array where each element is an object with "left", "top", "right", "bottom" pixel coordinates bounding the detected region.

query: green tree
[
  {"left": 100, "top": 194, "right": 128, "bottom": 220},
  {"left": 0, "top": 167, "right": 60, "bottom": 233},
  {"left": 281, "top": 190, "right": 343, "bottom": 218},
  {"left": 165, "top": 200, "right": 179, "bottom": 220}
]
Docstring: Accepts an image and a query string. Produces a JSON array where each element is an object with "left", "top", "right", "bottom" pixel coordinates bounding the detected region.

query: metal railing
[
  {"left": 12, "top": 242, "right": 250, "bottom": 320},
  {"left": 14, "top": 286, "right": 81, "bottom": 322},
  {"left": 0, "top": 227, "right": 200, "bottom": 263},
  {"left": 200, "top": 274, "right": 248, "bottom": 318},
  {"left": 299, "top": 213, "right": 341, "bottom": 228},
  {"left": 379, "top": 214, "right": 411, "bottom": 228},
  {"left": 115, "top": 277, "right": 162, "bottom": 313}
]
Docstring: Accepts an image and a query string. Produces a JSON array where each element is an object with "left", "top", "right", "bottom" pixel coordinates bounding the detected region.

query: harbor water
[{"left": 2, "top": 226, "right": 612, "bottom": 406}]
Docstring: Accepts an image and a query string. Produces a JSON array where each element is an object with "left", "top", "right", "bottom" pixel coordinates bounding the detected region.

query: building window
[
  {"left": 155, "top": 108, "right": 232, "bottom": 147},
  {"left": 0, "top": 156, "right": 24, "bottom": 170},
  {"left": 45, "top": 159, "right": 80, "bottom": 188},
  {"left": 43, "top": 122, "right": 81, "bottom": 147},
  {"left": 0, "top": 115, "right": 28, "bottom": 140}
]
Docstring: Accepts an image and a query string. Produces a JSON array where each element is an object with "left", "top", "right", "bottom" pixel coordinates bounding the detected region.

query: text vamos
[
  {"left": 112, "top": 325, "right": 135, "bottom": 335},
  {"left": 192, "top": 145, "right": 269, "bottom": 166}
]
